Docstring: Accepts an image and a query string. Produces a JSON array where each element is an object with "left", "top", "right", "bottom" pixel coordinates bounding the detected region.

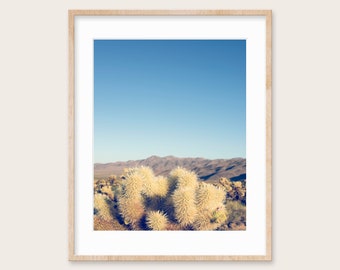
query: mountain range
[{"left": 94, "top": 155, "right": 246, "bottom": 183}]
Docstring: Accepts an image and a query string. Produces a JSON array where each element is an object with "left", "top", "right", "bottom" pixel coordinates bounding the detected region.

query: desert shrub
[{"left": 225, "top": 200, "right": 246, "bottom": 225}]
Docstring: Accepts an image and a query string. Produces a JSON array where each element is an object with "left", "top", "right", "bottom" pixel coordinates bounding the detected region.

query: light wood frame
[{"left": 68, "top": 10, "right": 272, "bottom": 261}]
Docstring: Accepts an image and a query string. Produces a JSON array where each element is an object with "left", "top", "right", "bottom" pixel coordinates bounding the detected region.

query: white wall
[{"left": 0, "top": 0, "right": 339, "bottom": 269}]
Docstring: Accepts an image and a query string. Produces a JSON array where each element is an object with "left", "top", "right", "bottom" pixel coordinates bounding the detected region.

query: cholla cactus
[
  {"left": 101, "top": 185, "right": 114, "bottom": 200},
  {"left": 118, "top": 168, "right": 147, "bottom": 227},
  {"left": 193, "top": 183, "right": 227, "bottom": 230},
  {"left": 172, "top": 187, "right": 197, "bottom": 226},
  {"left": 150, "top": 176, "right": 169, "bottom": 198},
  {"left": 123, "top": 166, "right": 164, "bottom": 197},
  {"left": 219, "top": 177, "right": 246, "bottom": 203},
  {"left": 211, "top": 205, "right": 228, "bottom": 224},
  {"left": 196, "top": 183, "right": 226, "bottom": 210},
  {"left": 94, "top": 193, "right": 113, "bottom": 222},
  {"left": 138, "top": 166, "right": 156, "bottom": 196},
  {"left": 193, "top": 204, "right": 227, "bottom": 230},
  {"left": 169, "top": 167, "right": 198, "bottom": 190},
  {"left": 122, "top": 169, "right": 144, "bottom": 197},
  {"left": 118, "top": 194, "right": 144, "bottom": 227},
  {"left": 99, "top": 166, "right": 243, "bottom": 231},
  {"left": 146, "top": 211, "right": 168, "bottom": 230}
]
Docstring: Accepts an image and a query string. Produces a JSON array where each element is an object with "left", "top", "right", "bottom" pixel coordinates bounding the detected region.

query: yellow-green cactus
[
  {"left": 211, "top": 205, "right": 228, "bottom": 224},
  {"left": 146, "top": 210, "right": 168, "bottom": 230}
]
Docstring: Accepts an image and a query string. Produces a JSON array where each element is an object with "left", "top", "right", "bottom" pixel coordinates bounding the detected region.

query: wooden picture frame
[{"left": 69, "top": 10, "right": 272, "bottom": 261}]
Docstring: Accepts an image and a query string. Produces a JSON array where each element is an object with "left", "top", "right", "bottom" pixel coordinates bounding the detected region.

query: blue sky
[{"left": 94, "top": 40, "right": 246, "bottom": 163}]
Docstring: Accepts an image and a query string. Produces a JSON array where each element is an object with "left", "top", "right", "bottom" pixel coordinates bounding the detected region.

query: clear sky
[{"left": 94, "top": 40, "right": 246, "bottom": 163}]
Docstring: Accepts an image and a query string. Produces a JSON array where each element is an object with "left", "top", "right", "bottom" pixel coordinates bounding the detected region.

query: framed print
[{"left": 69, "top": 10, "right": 272, "bottom": 261}]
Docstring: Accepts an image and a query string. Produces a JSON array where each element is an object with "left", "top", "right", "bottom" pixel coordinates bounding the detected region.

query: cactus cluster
[
  {"left": 218, "top": 177, "right": 246, "bottom": 204},
  {"left": 94, "top": 166, "right": 246, "bottom": 231}
]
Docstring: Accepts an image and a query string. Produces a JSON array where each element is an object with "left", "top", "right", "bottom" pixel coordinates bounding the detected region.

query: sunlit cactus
[
  {"left": 118, "top": 194, "right": 144, "bottom": 227},
  {"left": 123, "top": 166, "right": 161, "bottom": 197},
  {"left": 193, "top": 204, "right": 227, "bottom": 230},
  {"left": 172, "top": 187, "right": 197, "bottom": 226},
  {"left": 152, "top": 176, "right": 169, "bottom": 197},
  {"left": 122, "top": 167, "right": 137, "bottom": 176},
  {"left": 219, "top": 177, "right": 233, "bottom": 193},
  {"left": 94, "top": 193, "right": 113, "bottom": 222},
  {"left": 123, "top": 170, "right": 144, "bottom": 197},
  {"left": 118, "top": 167, "right": 149, "bottom": 227},
  {"left": 169, "top": 167, "right": 198, "bottom": 190},
  {"left": 97, "top": 166, "right": 245, "bottom": 231},
  {"left": 211, "top": 205, "right": 228, "bottom": 224},
  {"left": 233, "top": 181, "right": 242, "bottom": 188},
  {"left": 196, "top": 183, "right": 226, "bottom": 210},
  {"left": 219, "top": 177, "right": 246, "bottom": 203},
  {"left": 193, "top": 183, "right": 227, "bottom": 230},
  {"left": 146, "top": 210, "right": 168, "bottom": 230},
  {"left": 137, "top": 166, "right": 155, "bottom": 196},
  {"left": 101, "top": 185, "right": 114, "bottom": 200}
]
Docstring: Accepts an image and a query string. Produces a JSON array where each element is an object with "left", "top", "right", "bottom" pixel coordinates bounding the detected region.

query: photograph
[{"left": 93, "top": 39, "right": 247, "bottom": 231}]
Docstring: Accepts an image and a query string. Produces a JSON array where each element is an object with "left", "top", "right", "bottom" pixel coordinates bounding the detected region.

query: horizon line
[{"left": 94, "top": 154, "right": 246, "bottom": 164}]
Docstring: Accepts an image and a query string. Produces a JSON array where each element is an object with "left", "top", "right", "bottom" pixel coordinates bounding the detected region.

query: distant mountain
[{"left": 94, "top": 155, "right": 246, "bottom": 183}]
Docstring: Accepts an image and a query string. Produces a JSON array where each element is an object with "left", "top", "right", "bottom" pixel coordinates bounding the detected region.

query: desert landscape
[
  {"left": 94, "top": 156, "right": 246, "bottom": 231},
  {"left": 93, "top": 40, "right": 246, "bottom": 231}
]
